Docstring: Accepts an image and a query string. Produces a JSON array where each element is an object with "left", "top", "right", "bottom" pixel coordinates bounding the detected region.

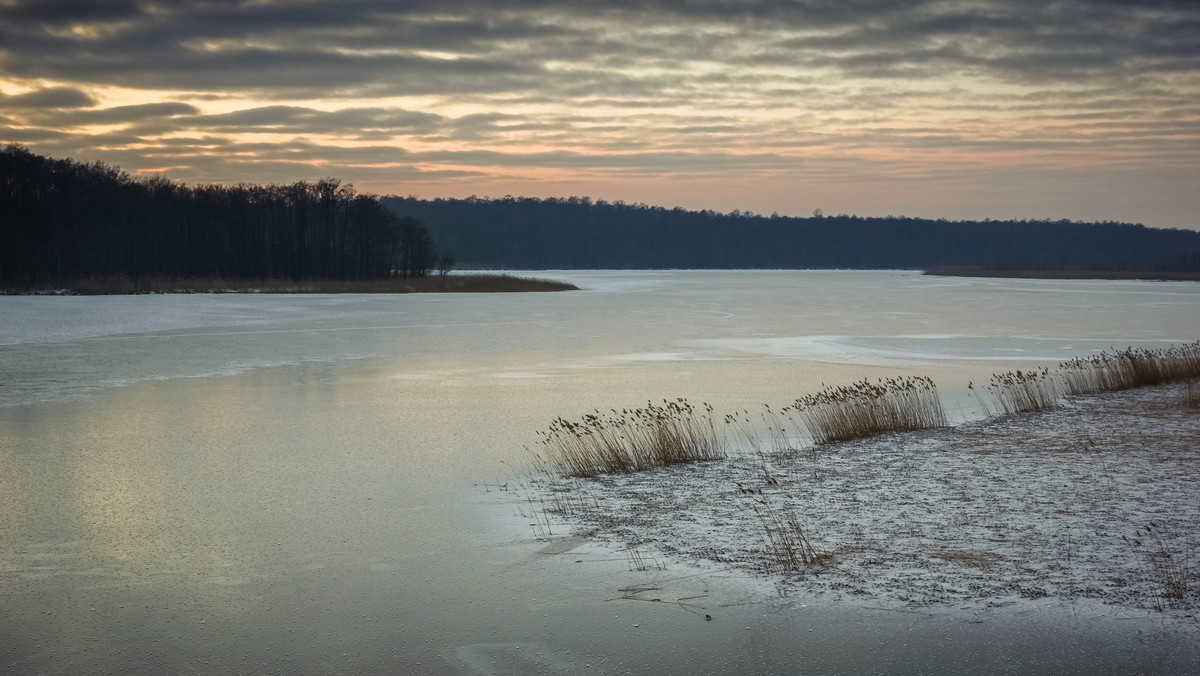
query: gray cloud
[
  {"left": 184, "top": 106, "right": 444, "bottom": 135},
  {"left": 1, "top": 0, "right": 1197, "bottom": 227},
  {"left": 2, "top": 1, "right": 1194, "bottom": 96},
  {"left": 0, "top": 86, "right": 95, "bottom": 109},
  {"left": 0, "top": 0, "right": 145, "bottom": 27},
  {"left": 0, "top": 126, "right": 66, "bottom": 143},
  {"left": 56, "top": 102, "right": 200, "bottom": 124}
]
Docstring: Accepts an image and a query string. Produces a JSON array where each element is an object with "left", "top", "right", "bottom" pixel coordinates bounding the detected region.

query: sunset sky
[{"left": 2, "top": 0, "right": 1197, "bottom": 228}]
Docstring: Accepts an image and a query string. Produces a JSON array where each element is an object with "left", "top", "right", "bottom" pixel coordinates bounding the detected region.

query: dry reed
[
  {"left": 788, "top": 376, "right": 947, "bottom": 445},
  {"left": 738, "top": 482, "right": 823, "bottom": 571},
  {"left": 532, "top": 342, "right": 1198, "bottom": 477},
  {"left": 969, "top": 367, "right": 1059, "bottom": 416},
  {"left": 1124, "top": 522, "right": 1193, "bottom": 611},
  {"left": 534, "top": 398, "right": 726, "bottom": 477},
  {"left": 1059, "top": 342, "right": 1200, "bottom": 396}
]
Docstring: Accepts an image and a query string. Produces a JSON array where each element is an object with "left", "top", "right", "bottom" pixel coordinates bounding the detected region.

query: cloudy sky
[{"left": 2, "top": 0, "right": 1197, "bottom": 227}]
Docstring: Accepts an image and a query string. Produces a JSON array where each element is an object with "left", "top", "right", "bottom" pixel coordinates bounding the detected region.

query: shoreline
[
  {"left": 924, "top": 268, "right": 1200, "bottom": 282},
  {"left": 517, "top": 382, "right": 1200, "bottom": 625},
  {"left": 2, "top": 273, "right": 579, "bottom": 295}
]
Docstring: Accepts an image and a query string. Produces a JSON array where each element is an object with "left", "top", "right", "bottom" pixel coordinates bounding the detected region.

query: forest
[
  {"left": 1, "top": 145, "right": 437, "bottom": 288},
  {"left": 381, "top": 195, "right": 1200, "bottom": 271},
  {"left": 6, "top": 145, "right": 1200, "bottom": 287}
]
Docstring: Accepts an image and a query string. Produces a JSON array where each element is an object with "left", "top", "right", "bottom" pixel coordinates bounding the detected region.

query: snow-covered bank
[{"left": 518, "top": 383, "right": 1199, "bottom": 626}]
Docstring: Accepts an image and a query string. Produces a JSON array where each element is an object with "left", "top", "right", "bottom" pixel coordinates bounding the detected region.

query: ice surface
[{"left": 3, "top": 270, "right": 1199, "bottom": 674}]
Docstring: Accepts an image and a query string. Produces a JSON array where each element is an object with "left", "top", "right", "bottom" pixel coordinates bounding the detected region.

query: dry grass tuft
[
  {"left": 969, "top": 367, "right": 1059, "bottom": 416},
  {"left": 533, "top": 399, "right": 726, "bottom": 477},
  {"left": 789, "top": 376, "right": 947, "bottom": 445},
  {"left": 968, "top": 342, "right": 1200, "bottom": 418},
  {"left": 1059, "top": 342, "right": 1200, "bottom": 396}
]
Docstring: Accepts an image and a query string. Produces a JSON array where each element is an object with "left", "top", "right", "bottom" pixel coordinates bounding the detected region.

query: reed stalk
[
  {"left": 789, "top": 376, "right": 947, "bottom": 445},
  {"left": 1059, "top": 342, "right": 1200, "bottom": 396},
  {"left": 1124, "top": 522, "right": 1192, "bottom": 611},
  {"left": 971, "top": 367, "right": 1060, "bottom": 415},
  {"left": 737, "top": 483, "right": 823, "bottom": 571},
  {"left": 535, "top": 398, "right": 727, "bottom": 477}
]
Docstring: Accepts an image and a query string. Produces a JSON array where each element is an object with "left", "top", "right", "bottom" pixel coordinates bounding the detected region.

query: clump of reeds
[
  {"left": 788, "top": 376, "right": 947, "bottom": 445},
  {"left": 534, "top": 398, "right": 726, "bottom": 477},
  {"left": 1059, "top": 342, "right": 1200, "bottom": 396},
  {"left": 969, "top": 367, "right": 1059, "bottom": 416}
]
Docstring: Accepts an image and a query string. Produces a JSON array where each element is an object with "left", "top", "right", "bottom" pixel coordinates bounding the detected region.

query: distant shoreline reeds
[{"left": 1, "top": 273, "right": 578, "bottom": 295}]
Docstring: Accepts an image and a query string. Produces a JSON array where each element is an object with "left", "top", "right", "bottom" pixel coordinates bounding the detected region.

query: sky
[{"left": 1, "top": 0, "right": 1198, "bottom": 228}]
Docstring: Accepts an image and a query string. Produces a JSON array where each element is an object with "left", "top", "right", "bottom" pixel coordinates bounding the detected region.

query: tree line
[
  {"left": 7, "top": 145, "right": 1197, "bottom": 284},
  {"left": 1, "top": 145, "right": 437, "bottom": 288},
  {"left": 381, "top": 195, "right": 1200, "bottom": 271}
]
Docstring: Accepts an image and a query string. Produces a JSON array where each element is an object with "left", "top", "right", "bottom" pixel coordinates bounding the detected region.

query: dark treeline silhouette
[
  {"left": 1, "top": 145, "right": 436, "bottom": 288},
  {"left": 381, "top": 195, "right": 1200, "bottom": 271}
]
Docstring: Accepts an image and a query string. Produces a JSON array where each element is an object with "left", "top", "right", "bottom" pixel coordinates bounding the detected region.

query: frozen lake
[{"left": 2, "top": 270, "right": 1198, "bottom": 674}]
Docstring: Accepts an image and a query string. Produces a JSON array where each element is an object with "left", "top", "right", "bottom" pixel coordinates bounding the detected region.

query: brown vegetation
[
  {"left": 789, "top": 376, "right": 947, "bottom": 445},
  {"left": 969, "top": 367, "right": 1059, "bottom": 416},
  {"left": 3, "top": 273, "right": 578, "bottom": 295},
  {"left": 1059, "top": 342, "right": 1200, "bottom": 395},
  {"left": 532, "top": 399, "right": 727, "bottom": 477},
  {"left": 966, "top": 343, "right": 1200, "bottom": 416},
  {"left": 533, "top": 343, "right": 1200, "bottom": 480}
]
